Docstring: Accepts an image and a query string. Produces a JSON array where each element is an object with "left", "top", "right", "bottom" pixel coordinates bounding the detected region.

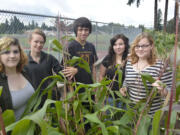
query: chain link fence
[{"left": 0, "top": 9, "right": 142, "bottom": 60}]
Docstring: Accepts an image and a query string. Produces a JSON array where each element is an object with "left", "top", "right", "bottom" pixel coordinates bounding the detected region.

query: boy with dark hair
[
  {"left": 63, "top": 17, "right": 98, "bottom": 92},
  {"left": 73, "top": 17, "right": 92, "bottom": 36},
  {"left": 62, "top": 17, "right": 98, "bottom": 133}
]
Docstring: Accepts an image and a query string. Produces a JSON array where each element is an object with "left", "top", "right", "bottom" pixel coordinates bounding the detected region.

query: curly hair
[
  {"left": 0, "top": 37, "right": 28, "bottom": 73},
  {"left": 73, "top": 17, "right": 92, "bottom": 36},
  {"left": 107, "top": 34, "right": 129, "bottom": 66},
  {"left": 129, "top": 32, "right": 157, "bottom": 65}
]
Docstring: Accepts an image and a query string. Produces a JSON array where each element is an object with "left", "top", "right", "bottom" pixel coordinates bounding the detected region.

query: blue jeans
[
  {"left": 105, "top": 97, "right": 126, "bottom": 120},
  {"left": 106, "top": 97, "right": 125, "bottom": 109}
]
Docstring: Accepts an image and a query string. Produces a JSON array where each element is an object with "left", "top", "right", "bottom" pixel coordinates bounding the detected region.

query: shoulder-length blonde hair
[
  {"left": 0, "top": 37, "right": 28, "bottom": 73},
  {"left": 129, "top": 32, "right": 157, "bottom": 65}
]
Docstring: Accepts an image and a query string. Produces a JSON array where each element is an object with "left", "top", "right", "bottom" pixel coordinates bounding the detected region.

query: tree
[
  {"left": 157, "top": 9, "right": 162, "bottom": 30},
  {"left": 166, "top": 18, "right": 180, "bottom": 34},
  {"left": 5, "top": 19, "right": 9, "bottom": 32},
  {"left": 31, "top": 20, "right": 35, "bottom": 29},
  {"left": 35, "top": 22, "right": 38, "bottom": 28},
  {"left": 9, "top": 16, "right": 24, "bottom": 34},
  {"left": 0, "top": 23, "right": 7, "bottom": 34},
  {"left": 154, "top": 0, "right": 158, "bottom": 30},
  {"left": 126, "top": 0, "right": 160, "bottom": 31},
  {"left": 0, "top": 19, "right": 10, "bottom": 34},
  {"left": 138, "top": 24, "right": 145, "bottom": 32},
  {"left": 127, "top": 0, "right": 141, "bottom": 7},
  {"left": 166, "top": 19, "right": 175, "bottom": 33},
  {"left": 41, "top": 22, "right": 48, "bottom": 30},
  {"left": 163, "top": 0, "right": 169, "bottom": 32},
  {"left": 173, "top": 0, "right": 178, "bottom": 32}
]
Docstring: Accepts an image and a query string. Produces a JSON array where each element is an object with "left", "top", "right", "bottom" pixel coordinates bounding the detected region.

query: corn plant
[{"left": 0, "top": 37, "right": 180, "bottom": 135}]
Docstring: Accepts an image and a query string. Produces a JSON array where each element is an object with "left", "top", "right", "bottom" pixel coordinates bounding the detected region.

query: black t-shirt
[
  {"left": 102, "top": 55, "right": 126, "bottom": 93},
  {"left": 68, "top": 40, "right": 98, "bottom": 92},
  {"left": 25, "top": 51, "right": 62, "bottom": 90}
]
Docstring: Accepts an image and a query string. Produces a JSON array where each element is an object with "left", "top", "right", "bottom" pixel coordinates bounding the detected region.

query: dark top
[
  {"left": 102, "top": 55, "right": 126, "bottom": 97},
  {"left": 67, "top": 40, "right": 98, "bottom": 92},
  {"left": 25, "top": 51, "right": 62, "bottom": 90},
  {"left": 0, "top": 69, "right": 34, "bottom": 112}
]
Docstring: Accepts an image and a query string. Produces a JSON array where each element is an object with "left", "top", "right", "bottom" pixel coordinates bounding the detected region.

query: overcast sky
[{"left": 0, "top": 0, "right": 176, "bottom": 27}]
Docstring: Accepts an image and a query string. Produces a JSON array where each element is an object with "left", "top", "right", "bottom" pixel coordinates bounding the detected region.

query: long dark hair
[{"left": 108, "top": 34, "right": 129, "bottom": 66}]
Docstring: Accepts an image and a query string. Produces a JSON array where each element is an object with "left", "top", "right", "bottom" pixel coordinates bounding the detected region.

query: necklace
[
  {"left": 75, "top": 39, "right": 86, "bottom": 49},
  {"left": 80, "top": 42, "right": 86, "bottom": 49}
]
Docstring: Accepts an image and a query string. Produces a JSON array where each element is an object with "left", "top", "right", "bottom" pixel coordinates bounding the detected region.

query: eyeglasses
[{"left": 135, "top": 44, "right": 150, "bottom": 49}]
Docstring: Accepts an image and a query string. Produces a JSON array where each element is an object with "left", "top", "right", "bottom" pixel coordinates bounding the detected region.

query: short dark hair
[
  {"left": 108, "top": 34, "right": 129, "bottom": 65},
  {"left": 29, "top": 28, "right": 46, "bottom": 43},
  {"left": 73, "top": 17, "right": 92, "bottom": 36}
]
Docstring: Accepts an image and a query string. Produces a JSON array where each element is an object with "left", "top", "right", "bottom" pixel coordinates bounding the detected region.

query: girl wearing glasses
[{"left": 120, "top": 32, "right": 172, "bottom": 115}]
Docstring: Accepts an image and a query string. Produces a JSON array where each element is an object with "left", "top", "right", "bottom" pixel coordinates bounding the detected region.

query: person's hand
[
  {"left": 152, "top": 80, "right": 167, "bottom": 96},
  {"left": 62, "top": 67, "right": 78, "bottom": 80},
  {"left": 120, "top": 87, "right": 127, "bottom": 97}
]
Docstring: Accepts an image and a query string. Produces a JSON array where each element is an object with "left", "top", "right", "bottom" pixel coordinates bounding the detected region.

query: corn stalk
[
  {"left": 166, "top": 1, "right": 179, "bottom": 135},
  {"left": 0, "top": 107, "right": 6, "bottom": 135}
]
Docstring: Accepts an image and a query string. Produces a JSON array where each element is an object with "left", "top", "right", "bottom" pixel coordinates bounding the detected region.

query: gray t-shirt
[{"left": 10, "top": 81, "right": 34, "bottom": 121}]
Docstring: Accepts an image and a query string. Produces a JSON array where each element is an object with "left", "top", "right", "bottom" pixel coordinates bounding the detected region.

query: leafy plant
[
  {"left": 1, "top": 38, "right": 180, "bottom": 135},
  {"left": 146, "top": 30, "right": 175, "bottom": 58}
]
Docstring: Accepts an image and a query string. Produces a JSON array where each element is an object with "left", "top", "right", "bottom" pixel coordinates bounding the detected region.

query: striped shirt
[{"left": 123, "top": 60, "right": 172, "bottom": 115}]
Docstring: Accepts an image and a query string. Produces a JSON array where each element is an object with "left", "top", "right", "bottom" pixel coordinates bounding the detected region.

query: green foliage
[
  {"left": 157, "top": 9, "right": 162, "bottom": 31},
  {"left": 146, "top": 30, "right": 175, "bottom": 58},
  {"left": 6, "top": 99, "right": 62, "bottom": 135},
  {"left": 0, "top": 110, "right": 15, "bottom": 130},
  {"left": 2, "top": 68, "right": 179, "bottom": 134},
  {"left": 152, "top": 110, "right": 162, "bottom": 135},
  {"left": 0, "top": 86, "right": 2, "bottom": 97},
  {"left": 52, "top": 39, "right": 70, "bottom": 57},
  {"left": 176, "top": 82, "right": 180, "bottom": 102},
  {"left": 67, "top": 56, "right": 91, "bottom": 74},
  {"left": 1, "top": 38, "right": 179, "bottom": 135},
  {"left": 141, "top": 73, "right": 156, "bottom": 93},
  {"left": 127, "top": 0, "right": 141, "bottom": 7},
  {"left": 0, "top": 16, "right": 57, "bottom": 34},
  {"left": 169, "top": 111, "right": 177, "bottom": 135},
  {"left": 166, "top": 18, "right": 180, "bottom": 34},
  {"left": 85, "top": 112, "right": 108, "bottom": 135},
  {"left": 137, "top": 115, "right": 151, "bottom": 135},
  {"left": 0, "top": 17, "right": 24, "bottom": 34},
  {"left": 11, "top": 120, "right": 33, "bottom": 135}
]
